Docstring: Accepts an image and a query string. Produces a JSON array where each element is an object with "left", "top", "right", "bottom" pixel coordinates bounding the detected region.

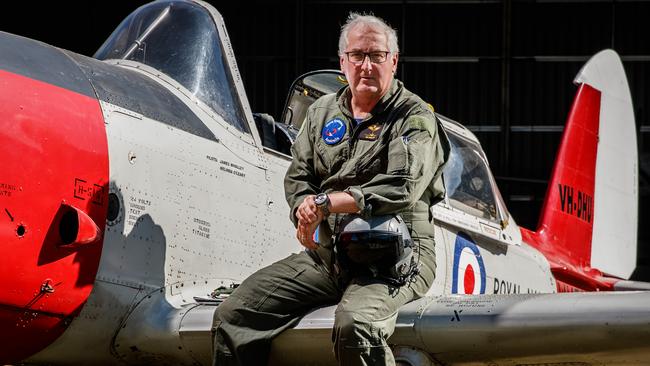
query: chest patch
[
  {"left": 358, "top": 124, "right": 383, "bottom": 141},
  {"left": 322, "top": 118, "right": 347, "bottom": 145}
]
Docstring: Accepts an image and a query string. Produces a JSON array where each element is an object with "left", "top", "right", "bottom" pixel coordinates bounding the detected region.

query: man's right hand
[
  {"left": 294, "top": 192, "right": 361, "bottom": 249},
  {"left": 295, "top": 195, "right": 323, "bottom": 249},
  {"left": 296, "top": 217, "right": 321, "bottom": 250}
]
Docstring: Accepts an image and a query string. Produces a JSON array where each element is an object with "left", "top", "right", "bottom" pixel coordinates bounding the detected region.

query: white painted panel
[
  {"left": 576, "top": 50, "right": 638, "bottom": 278},
  {"left": 434, "top": 205, "right": 554, "bottom": 296}
]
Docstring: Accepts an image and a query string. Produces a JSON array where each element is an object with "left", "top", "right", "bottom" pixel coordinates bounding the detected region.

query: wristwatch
[{"left": 314, "top": 193, "right": 331, "bottom": 217}]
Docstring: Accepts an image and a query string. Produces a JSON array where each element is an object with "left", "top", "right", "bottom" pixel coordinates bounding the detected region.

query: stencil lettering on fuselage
[
  {"left": 127, "top": 195, "right": 151, "bottom": 227},
  {"left": 74, "top": 178, "right": 105, "bottom": 205},
  {"left": 493, "top": 277, "right": 521, "bottom": 294},
  {"left": 218, "top": 159, "right": 246, "bottom": 178},
  {"left": 452, "top": 232, "right": 486, "bottom": 294},
  {"left": 493, "top": 277, "right": 541, "bottom": 294},
  {"left": 192, "top": 217, "right": 211, "bottom": 239},
  {"left": 0, "top": 182, "right": 17, "bottom": 198}
]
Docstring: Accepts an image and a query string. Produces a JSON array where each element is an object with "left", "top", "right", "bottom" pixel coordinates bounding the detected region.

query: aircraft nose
[{"left": 0, "top": 61, "right": 109, "bottom": 363}]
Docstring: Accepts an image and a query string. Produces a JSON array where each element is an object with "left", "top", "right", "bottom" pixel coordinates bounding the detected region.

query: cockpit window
[
  {"left": 443, "top": 132, "right": 499, "bottom": 222},
  {"left": 94, "top": 0, "right": 249, "bottom": 134},
  {"left": 282, "top": 71, "right": 347, "bottom": 130}
]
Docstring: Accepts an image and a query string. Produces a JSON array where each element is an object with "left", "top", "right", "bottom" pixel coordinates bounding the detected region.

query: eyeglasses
[{"left": 344, "top": 51, "right": 390, "bottom": 65}]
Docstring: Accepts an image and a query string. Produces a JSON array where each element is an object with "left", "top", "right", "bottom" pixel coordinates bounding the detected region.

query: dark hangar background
[{"left": 2, "top": 0, "right": 649, "bottom": 279}]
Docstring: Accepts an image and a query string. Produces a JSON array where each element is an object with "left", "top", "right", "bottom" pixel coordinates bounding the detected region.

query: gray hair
[{"left": 338, "top": 12, "right": 399, "bottom": 56}]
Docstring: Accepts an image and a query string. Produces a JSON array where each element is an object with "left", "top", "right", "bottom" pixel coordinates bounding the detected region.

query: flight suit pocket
[
  {"left": 317, "top": 138, "right": 349, "bottom": 176},
  {"left": 386, "top": 136, "right": 409, "bottom": 174},
  {"left": 355, "top": 157, "right": 383, "bottom": 179},
  {"left": 354, "top": 139, "right": 388, "bottom": 181}
]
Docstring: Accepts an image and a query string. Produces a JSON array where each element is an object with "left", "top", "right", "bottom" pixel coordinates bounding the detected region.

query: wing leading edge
[
  {"left": 105, "top": 291, "right": 650, "bottom": 365},
  {"left": 270, "top": 292, "right": 650, "bottom": 365}
]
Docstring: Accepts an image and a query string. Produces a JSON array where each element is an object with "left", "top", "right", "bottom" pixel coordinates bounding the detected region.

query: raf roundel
[
  {"left": 322, "top": 118, "right": 347, "bottom": 145},
  {"left": 451, "top": 232, "right": 487, "bottom": 294}
]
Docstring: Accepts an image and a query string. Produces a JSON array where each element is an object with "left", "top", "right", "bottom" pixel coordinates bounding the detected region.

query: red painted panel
[
  {"left": 535, "top": 84, "right": 600, "bottom": 266},
  {"left": 0, "top": 69, "right": 108, "bottom": 363},
  {"left": 523, "top": 84, "right": 606, "bottom": 292}
]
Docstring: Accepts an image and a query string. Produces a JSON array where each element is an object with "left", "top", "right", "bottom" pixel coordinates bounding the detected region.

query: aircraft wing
[
  {"left": 268, "top": 291, "right": 650, "bottom": 365},
  {"left": 124, "top": 291, "right": 650, "bottom": 365}
]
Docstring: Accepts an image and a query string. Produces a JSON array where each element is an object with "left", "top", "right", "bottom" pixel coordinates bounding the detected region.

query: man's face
[{"left": 340, "top": 25, "right": 398, "bottom": 101}]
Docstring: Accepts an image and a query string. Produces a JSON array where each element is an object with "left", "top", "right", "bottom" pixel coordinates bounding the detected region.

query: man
[{"left": 213, "top": 12, "right": 448, "bottom": 366}]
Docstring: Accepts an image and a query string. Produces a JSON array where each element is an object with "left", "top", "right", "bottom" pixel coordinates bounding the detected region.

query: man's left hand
[
  {"left": 296, "top": 195, "right": 320, "bottom": 224},
  {"left": 296, "top": 195, "right": 324, "bottom": 249}
]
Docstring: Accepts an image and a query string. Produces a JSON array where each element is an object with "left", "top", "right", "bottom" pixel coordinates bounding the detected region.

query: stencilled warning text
[
  {"left": 127, "top": 196, "right": 152, "bottom": 227},
  {"left": 0, "top": 182, "right": 17, "bottom": 198},
  {"left": 192, "top": 217, "right": 211, "bottom": 239}
]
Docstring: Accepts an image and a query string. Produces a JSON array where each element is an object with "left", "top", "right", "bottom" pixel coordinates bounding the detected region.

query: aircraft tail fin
[{"left": 536, "top": 50, "right": 638, "bottom": 279}]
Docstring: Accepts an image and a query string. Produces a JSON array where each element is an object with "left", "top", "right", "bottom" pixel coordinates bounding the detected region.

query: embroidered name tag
[{"left": 358, "top": 124, "right": 383, "bottom": 141}]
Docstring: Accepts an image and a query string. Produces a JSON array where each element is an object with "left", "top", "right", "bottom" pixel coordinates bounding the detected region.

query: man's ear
[
  {"left": 392, "top": 53, "right": 399, "bottom": 74},
  {"left": 340, "top": 55, "right": 345, "bottom": 72}
]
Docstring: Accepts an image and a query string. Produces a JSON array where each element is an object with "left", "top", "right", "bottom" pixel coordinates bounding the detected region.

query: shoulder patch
[
  {"left": 406, "top": 115, "right": 436, "bottom": 137},
  {"left": 322, "top": 118, "right": 346, "bottom": 145}
]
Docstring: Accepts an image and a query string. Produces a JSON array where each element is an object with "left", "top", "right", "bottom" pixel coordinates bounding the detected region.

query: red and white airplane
[{"left": 0, "top": 1, "right": 648, "bottom": 365}]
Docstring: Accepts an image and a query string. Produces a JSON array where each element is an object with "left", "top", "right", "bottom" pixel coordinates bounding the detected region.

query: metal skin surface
[{"left": 0, "top": 1, "right": 646, "bottom": 365}]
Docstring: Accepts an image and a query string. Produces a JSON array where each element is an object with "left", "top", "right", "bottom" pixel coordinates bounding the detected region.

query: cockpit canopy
[{"left": 94, "top": 0, "right": 249, "bottom": 133}]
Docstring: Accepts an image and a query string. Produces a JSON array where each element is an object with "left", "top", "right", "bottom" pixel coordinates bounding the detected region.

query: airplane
[{"left": 0, "top": 0, "right": 648, "bottom": 365}]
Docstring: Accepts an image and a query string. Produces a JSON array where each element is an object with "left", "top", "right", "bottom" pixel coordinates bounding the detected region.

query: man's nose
[{"left": 360, "top": 55, "right": 373, "bottom": 71}]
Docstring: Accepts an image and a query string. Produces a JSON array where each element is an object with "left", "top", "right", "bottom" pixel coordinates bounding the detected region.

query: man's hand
[
  {"left": 294, "top": 192, "right": 360, "bottom": 249},
  {"left": 296, "top": 217, "right": 321, "bottom": 250},
  {"left": 296, "top": 195, "right": 320, "bottom": 224},
  {"left": 296, "top": 195, "right": 323, "bottom": 249}
]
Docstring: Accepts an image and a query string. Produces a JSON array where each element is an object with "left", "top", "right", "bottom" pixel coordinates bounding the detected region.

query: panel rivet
[{"left": 41, "top": 280, "right": 55, "bottom": 294}]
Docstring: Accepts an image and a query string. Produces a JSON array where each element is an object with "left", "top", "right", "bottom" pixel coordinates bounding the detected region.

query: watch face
[{"left": 315, "top": 194, "right": 327, "bottom": 205}]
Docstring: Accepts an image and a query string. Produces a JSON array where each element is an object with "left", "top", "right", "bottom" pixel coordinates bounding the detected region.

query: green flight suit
[{"left": 213, "top": 79, "right": 449, "bottom": 366}]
